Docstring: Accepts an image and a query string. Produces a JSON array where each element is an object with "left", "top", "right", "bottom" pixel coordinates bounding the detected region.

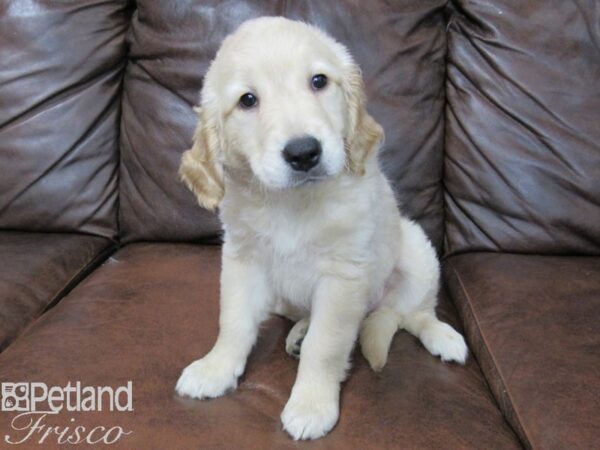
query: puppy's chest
[
  {"left": 239, "top": 202, "right": 327, "bottom": 253},
  {"left": 268, "top": 247, "right": 319, "bottom": 306},
  {"left": 239, "top": 208, "right": 329, "bottom": 303}
]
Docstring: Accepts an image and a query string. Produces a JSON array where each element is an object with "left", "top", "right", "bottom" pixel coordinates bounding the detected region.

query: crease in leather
[
  {"left": 459, "top": 26, "right": 577, "bottom": 135},
  {"left": 131, "top": 60, "right": 194, "bottom": 109},
  {"left": 445, "top": 83, "right": 590, "bottom": 256},
  {"left": 0, "top": 62, "right": 125, "bottom": 133},
  {"left": 449, "top": 1, "right": 491, "bottom": 35},
  {"left": 446, "top": 86, "right": 517, "bottom": 196},
  {"left": 0, "top": 88, "right": 120, "bottom": 220},
  {"left": 444, "top": 1, "right": 600, "bottom": 255},
  {"left": 572, "top": 1, "right": 600, "bottom": 50},
  {"left": 119, "top": 113, "right": 172, "bottom": 216},
  {"left": 43, "top": 243, "right": 117, "bottom": 313},
  {"left": 406, "top": 3, "right": 447, "bottom": 38},
  {"left": 69, "top": 75, "right": 123, "bottom": 235},
  {"left": 1, "top": 70, "right": 123, "bottom": 219},
  {"left": 4, "top": 242, "right": 117, "bottom": 353},
  {"left": 443, "top": 185, "right": 500, "bottom": 252},
  {"left": 449, "top": 265, "right": 532, "bottom": 449},
  {"left": 449, "top": 67, "right": 550, "bottom": 216},
  {"left": 78, "top": 178, "right": 119, "bottom": 237},
  {"left": 113, "top": 8, "right": 135, "bottom": 246}
]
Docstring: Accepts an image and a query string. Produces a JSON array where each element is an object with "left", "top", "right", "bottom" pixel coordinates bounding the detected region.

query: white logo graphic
[
  {"left": 1, "top": 384, "right": 29, "bottom": 412},
  {"left": 1, "top": 381, "right": 133, "bottom": 445}
]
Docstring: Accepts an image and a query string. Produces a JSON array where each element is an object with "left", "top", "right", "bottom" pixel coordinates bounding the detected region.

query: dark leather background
[
  {"left": 445, "top": 253, "right": 600, "bottom": 450},
  {"left": 444, "top": 0, "right": 600, "bottom": 256},
  {"left": 119, "top": 0, "right": 448, "bottom": 249},
  {"left": 0, "top": 1, "right": 131, "bottom": 239}
]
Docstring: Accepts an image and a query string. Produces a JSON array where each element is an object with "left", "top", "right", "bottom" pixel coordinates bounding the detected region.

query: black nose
[{"left": 282, "top": 136, "right": 322, "bottom": 172}]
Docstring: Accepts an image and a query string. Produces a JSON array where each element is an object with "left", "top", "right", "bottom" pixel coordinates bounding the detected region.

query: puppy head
[{"left": 180, "top": 17, "right": 383, "bottom": 210}]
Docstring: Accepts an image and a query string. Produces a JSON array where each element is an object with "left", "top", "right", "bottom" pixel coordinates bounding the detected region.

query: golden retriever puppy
[{"left": 175, "top": 17, "right": 468, "bottom": 440}]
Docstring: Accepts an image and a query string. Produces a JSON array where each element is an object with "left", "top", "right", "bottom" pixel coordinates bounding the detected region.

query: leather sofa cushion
[
  {"left": 0, "top": 243, "right": 521, "bottom": 448},
  {"left": 445, "top": 253, "right": 600, "bottom": 449},
  {"left": 0, "top": 232, "right": 112, "bottom": 352},
  {"left": 0, "top": 1, "right": 131, "bottom": 239},
  {"left": 444, "top": 0, "right": 600, "bottom": 256},
  {"left": 119, "top": 1, "right": 448, "bottom": 250}
]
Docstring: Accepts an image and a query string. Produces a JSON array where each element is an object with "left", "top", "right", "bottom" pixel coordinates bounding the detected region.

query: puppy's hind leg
[
  {"left": 384, "top": 218, "right": 468, "bottom": 365},
  {"left": 403, "top": 309, "right": 468, "bottom": 364},
  {"left": 359, "top": 306, "right": 401, "bottom": 371}
]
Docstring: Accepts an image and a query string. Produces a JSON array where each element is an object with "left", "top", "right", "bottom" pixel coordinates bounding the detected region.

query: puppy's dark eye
[
  {"left": 311, "top": 74, "right": 328, "bottom": 90},
  {"left": 239, "top": 93, "right": 258, "bottom": 109}
]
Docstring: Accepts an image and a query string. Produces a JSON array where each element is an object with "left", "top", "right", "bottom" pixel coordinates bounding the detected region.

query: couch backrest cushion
[
  {"left": 119, "top": 0, "right": 448, "bottom": 249},
  {"left": 445, "top": 0, "right": 600, "bottom": 256},
  {"left": 0, "top": 1, "right": 131, "bottom": 239}
]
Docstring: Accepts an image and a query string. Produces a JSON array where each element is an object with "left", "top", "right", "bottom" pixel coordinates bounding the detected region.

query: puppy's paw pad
[
  {"left": 421, "top": 322, "right": 468, "bottom": 365},
  {"left": 285, "top": 319, "right": 309, "bottom": 359},
  {"left": 281, "top": 394, "right": 338, "bottom": 440},
  {"left": 175, "top": 356, "right": 240, "bottom": 399}
]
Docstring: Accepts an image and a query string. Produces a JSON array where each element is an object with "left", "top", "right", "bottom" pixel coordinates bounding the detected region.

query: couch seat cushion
[
  {"left": 0, "top": 231, "right": 112, "bottom": 352},
  {"left": 0, "top": 243, "right": 520, "bottom": 448},
  {"left": 445, "top": 253, "right": 600, "bottom": 449}
]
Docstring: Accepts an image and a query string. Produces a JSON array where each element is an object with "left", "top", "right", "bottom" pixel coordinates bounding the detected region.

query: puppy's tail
[{"left": 359, "top": 307, "right": 402, "bottom": 372}]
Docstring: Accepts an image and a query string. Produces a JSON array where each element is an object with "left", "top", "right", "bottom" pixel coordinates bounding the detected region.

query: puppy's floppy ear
[
  {"left": 344, "top": 64, "right": 384, "bottom": 176},
  {"left": 179, "top": 106, "right": 225, "bottom": 211}
]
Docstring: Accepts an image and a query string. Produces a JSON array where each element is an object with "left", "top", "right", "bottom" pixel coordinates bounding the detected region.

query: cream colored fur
[{"left": 175, "top": 17, "right": 468, "bottom": 441}]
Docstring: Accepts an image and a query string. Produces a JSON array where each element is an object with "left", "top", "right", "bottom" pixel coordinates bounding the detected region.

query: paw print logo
[{"left": 1, "top": 383, "right": 29, "bottom": 412}]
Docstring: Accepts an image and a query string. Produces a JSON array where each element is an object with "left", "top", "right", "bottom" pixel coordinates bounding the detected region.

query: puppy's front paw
[
  {"left": 175, "top": 354, "right": 242, "bottom": 400},
  {"left": 421, "top": 322, "right": 468, "bottom": 364},
  {"left": 281, "top": 386, "right": 339, "bottom": 440}
]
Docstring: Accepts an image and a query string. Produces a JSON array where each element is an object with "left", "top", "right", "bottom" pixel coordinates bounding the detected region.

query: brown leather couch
[{"left": 0, "top": 1, "right": 598, "bottom": 448}]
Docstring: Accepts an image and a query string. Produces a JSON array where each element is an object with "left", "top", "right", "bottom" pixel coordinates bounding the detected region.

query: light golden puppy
[{"left": 176, "top": 17, "right": 468, "bottom": 440}]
